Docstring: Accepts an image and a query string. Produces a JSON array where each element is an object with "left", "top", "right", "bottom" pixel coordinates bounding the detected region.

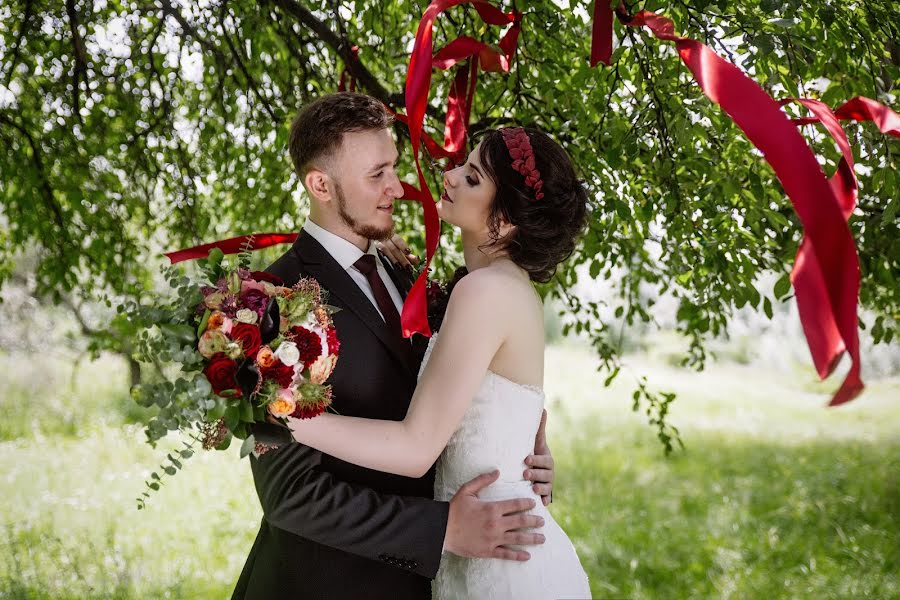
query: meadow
[{"left": 1, "top": 341, "right": 898, "bottom": 599}]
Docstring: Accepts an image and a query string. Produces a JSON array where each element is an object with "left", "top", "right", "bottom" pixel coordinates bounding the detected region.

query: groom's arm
[{"left": 249, "top": 427, "right": 449, "bottom": 579}]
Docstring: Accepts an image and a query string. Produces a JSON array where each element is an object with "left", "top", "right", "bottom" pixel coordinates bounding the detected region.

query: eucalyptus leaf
[{"left": 240, "top": 434, "right": 257, "bottom": 459}]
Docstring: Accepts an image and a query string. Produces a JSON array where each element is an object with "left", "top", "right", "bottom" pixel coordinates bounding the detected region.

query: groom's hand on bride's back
[{"left": 444, "top": 470, "right": 545, "bottom": 562}]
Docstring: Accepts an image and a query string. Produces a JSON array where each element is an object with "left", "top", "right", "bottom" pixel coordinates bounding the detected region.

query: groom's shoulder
[{"left": 265, "top": 244, "right": 305, "bottom": 285}]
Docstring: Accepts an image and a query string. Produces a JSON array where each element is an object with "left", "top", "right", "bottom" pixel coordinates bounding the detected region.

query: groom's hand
[
  {"left": 444, "top": 470, "right": 546, "bottom": 562},
  {"left": 524, "top": 409, "right": 554, "bottom": 506}
]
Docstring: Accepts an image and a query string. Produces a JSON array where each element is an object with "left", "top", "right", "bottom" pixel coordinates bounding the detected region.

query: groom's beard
[{"left": 335, "top": 181, "right": 394, "bottom": 241}]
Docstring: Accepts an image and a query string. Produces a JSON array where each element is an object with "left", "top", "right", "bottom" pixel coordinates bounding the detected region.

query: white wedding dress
[{"left": 420, "top": 334, "right": 592, "bottom": 600}]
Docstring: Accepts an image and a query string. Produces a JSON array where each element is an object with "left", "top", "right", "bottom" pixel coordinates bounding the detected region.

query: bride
[{"left": 285, "top": 126, "right": 591, "bottom": 599}]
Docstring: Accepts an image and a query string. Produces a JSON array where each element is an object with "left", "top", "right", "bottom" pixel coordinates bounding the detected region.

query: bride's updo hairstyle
[{"left": 476, "top": 127, "right": 589, "bottom": 283}]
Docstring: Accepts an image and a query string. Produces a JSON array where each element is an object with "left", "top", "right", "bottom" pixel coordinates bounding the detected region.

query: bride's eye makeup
[{"left": 465, "top": 174, "right": 478, "bottom": 186}]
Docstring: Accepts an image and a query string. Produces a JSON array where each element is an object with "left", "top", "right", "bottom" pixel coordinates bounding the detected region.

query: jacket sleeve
[{"left": 248, "top": 423, "right": 449, "bottom": 579}]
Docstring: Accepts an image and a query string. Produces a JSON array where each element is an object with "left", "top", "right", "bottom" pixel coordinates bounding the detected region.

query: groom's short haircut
[{"left": 289, "top": 92, "right": 393, "bottom": 178}]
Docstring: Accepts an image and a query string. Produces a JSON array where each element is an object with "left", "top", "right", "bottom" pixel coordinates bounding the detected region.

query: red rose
[
  {"left": 231, "top": 322, "right": 262, "bottom": 358},
  {"left": 203, "top": 353, "right": 239, "bottom": 396},
  {"left": 251, "top": 270, "right": 284, "bottom": 285},
  {"left": 325, "top": 326, "right": 341, "bottom": 355},
  {"left": 261, "top": 359, "right": 295, "bottom": 388},
  {"left": 289, "top": 326, "right": 323, "bottom": 368}
]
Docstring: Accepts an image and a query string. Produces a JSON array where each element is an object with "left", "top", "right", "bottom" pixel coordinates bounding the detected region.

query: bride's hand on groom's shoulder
[
  {"left": 375, "top": 234, "right": 419, "bottom": 271},
  {"left": 524, "top": 409, "right": 554, "bottom": 506}
]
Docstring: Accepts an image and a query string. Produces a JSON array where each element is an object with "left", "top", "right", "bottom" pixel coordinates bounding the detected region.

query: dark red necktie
[{"left": 354, "top": 254, "right": 402, "bottom": 333}]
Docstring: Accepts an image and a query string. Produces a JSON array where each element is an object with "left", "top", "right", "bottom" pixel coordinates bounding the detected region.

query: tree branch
[
  {"left": 3, "top": 0, "right": 35, "bottom": 87},
  {"left": 218, "top": 4, "right": 279, "bottom": 121},
  {"left": 65, "top": 0, "right": 90, "bottom": 125},
  {"left": 159, "top": 0, "right": 278, "bottom": 122},
  {"left": 0, "top": 112, "right": 68, "bottom": 236},
  {"left": 269, "top": 0, "right": 402, "bottom": 107}
]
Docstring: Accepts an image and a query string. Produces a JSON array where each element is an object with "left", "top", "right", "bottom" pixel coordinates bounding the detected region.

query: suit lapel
[{"left": 292, "top": 232, "right": 414, "bottom": 375}]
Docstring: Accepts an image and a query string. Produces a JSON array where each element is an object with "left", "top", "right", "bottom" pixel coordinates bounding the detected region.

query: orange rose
[
  {"left": 207, "top": 311, "right": 232, "bottom": 334},
  {"left": 256, "top": 345, "right": 276, "bottom": 368},
  {"left": 267, "top": 389, "right": 296, "bottom": 418}
]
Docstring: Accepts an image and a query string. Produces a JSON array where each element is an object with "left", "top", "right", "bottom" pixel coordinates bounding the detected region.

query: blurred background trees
[{"left": 1, "top": 0, "right": 897, "bottom": 401}]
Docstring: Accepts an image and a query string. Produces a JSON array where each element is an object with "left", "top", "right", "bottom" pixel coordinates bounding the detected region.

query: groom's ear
[{"left": 304, "top": 169, "right": 332, "bottom": 203}]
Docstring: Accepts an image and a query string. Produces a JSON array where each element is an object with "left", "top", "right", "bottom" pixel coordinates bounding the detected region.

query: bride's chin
[{"left": 436, "top": 202, "right": 454, "bottom": 224}]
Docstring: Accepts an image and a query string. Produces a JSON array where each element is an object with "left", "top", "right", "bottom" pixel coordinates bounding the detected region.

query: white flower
[
  {"left": 235, "top": 308, "right": 258, "bottom": 324},
  {"left": 274, "top": 341, "right": 300, "bottom": 366},
  {"left": 225, "top": 342, "right": 243, "bottom": 360}
]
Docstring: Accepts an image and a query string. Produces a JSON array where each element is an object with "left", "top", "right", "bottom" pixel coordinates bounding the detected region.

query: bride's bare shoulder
[{"left": 447, "top": 265, "right": 533, "bottom": 309}]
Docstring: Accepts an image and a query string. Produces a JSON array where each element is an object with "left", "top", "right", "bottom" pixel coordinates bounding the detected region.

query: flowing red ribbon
[
  {"left": 792, "top": 96, "right": 900, "bottom": 136},
  {"left": 590, "top": 0, "right": 614, "bottom": 67},
  {"left": 785, "top": 96, "right": 899, "bottom": 405},
  {"left": 163, "top": 233, "right": 299, "bottom": 264},
  {"left": 400, "top": 0, "right": 518, "bottom": 338},
  {"left": 590, "top": 8, "right": 900, "bottom": 405}
]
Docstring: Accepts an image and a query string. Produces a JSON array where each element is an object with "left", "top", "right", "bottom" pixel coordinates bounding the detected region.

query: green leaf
[
  {"left": 206, "top": 399, "right": 226, "bottom": 420},
  {"left": 207, "top": 247, "right": 225, "bottom": 266},
  {"left": 215, "top": 432, "right": 233, "bottom": 450},
  {"left": 240, "top": 434, "right": 256, "bottom": 459},
  {"left": 240, "top": 401, "right": 255, "bottom": 423},
  {"left": 604, "top": 366, "right": 620, "bottom": 387},
  {"left": 197, "top": 308, "right": 211, "bottom": 337},
  {"left": 223, "top": 404, "right": 240, "bottom": 431},
  {"left": 774, "top": 274, "right": 792, "bottom": 299},
  {"left": 763, "top": 297, "right": 773, "bottom": 319},
  {"left": 883, "top": 196, "right": 899, "bottom": 224}
]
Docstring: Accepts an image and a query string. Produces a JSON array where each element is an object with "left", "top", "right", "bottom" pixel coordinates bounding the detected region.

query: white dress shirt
[{"left": 302, "top": 219, "right": 404, "bottom": 322}]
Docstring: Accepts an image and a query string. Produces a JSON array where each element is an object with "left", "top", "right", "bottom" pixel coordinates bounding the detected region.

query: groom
[{"left": 232, "top": 92, "right": 556, "bottom": 599}]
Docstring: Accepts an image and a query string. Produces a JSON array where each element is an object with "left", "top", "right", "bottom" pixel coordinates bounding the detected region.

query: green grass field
[{"left": 1, "top": 344, "right": 898, "bottom": 599}]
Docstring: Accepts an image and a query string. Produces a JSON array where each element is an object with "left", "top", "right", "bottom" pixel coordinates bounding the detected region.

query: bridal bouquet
[{"left": 130, "top": 247, "right": 339, "bottom": 507}]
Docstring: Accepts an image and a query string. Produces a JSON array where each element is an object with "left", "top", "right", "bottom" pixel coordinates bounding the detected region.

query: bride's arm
[{"left": 286, "top": 274, "right": 505, "bottom": 478}]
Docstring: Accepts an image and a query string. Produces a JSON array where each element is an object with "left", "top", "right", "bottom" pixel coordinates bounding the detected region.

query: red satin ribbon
[
  {"left": 163, "top": 233, "right": 299, "bottom": 264},
  {"left": 400, "top": 0, "right": 518, "bottom": 338},
  {"left": 593, "top": 8, "right": 893, "bottom": 405},
  {"left": 792, "top": 96, "right": 900, "bottom": 136},
  {"left": 590, "top": 0, "right": 614, "bottom": 66},
  {"left": 786, "top": 96, "right": 899, "bottom": 405}
]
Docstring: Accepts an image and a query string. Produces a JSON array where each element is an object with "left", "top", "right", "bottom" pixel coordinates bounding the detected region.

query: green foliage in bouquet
[
  {"left": 128, "top": 248, "right": 234, "bottom": 508},
  {"left": 127, "top": 244, "right": 341, "bottom": 508}
]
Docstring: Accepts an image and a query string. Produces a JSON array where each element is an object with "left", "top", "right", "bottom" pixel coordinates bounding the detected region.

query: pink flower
[{"left": 241, "top": 279, "right": 268, "bottom": 295}]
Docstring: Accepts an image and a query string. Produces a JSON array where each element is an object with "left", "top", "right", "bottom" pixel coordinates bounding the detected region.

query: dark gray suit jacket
[{"left": 232, "top": 230, "right": 448, "bottom": 600}]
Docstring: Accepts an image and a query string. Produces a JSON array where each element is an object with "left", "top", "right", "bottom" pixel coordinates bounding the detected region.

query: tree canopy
[{"left": 1, "top": 0, "right": 897, "bottom": 443}]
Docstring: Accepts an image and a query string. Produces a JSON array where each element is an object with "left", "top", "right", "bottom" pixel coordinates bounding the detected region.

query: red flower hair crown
[{"left": 500, "top": 127, "right": 544, "bottom": 200}]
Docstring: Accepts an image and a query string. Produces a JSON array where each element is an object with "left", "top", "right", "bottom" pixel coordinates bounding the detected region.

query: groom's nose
[{"left": 385, "top": 172, "right": 403, "bottom": 199}]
